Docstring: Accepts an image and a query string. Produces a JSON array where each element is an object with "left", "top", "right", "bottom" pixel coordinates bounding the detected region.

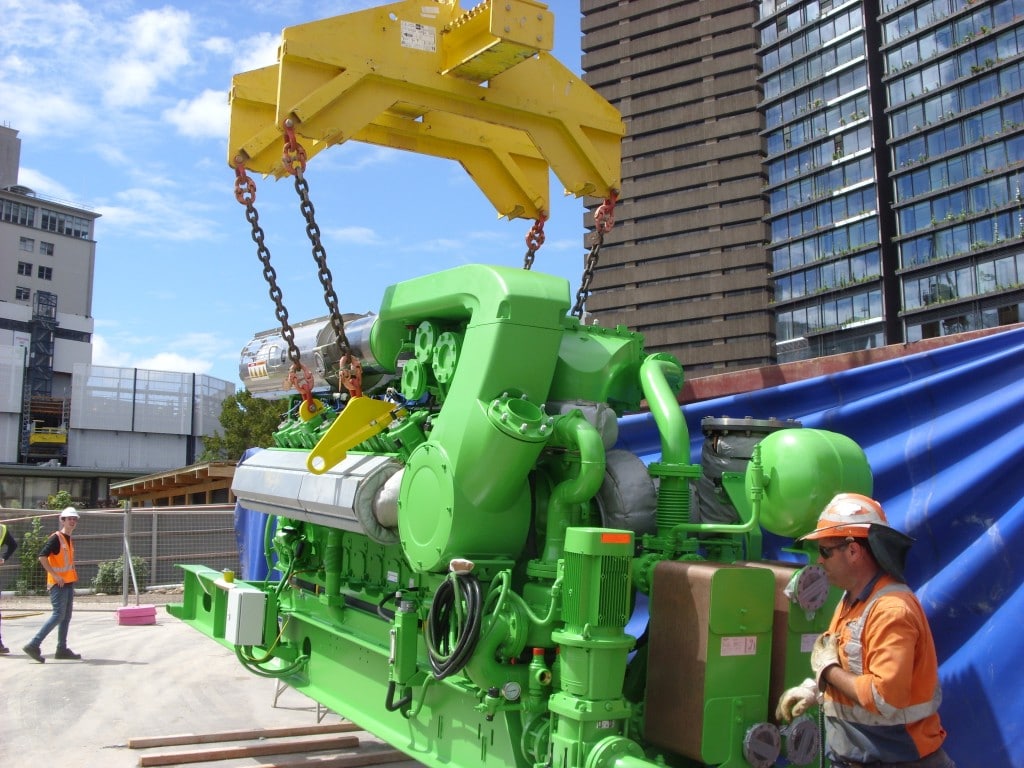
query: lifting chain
[
  {"left": 282, "top": 119, "right": 363, "bottom": 398},
  {"left": 571, "top": 192, "right": 618, "bottom": 319},
  {"left": 522, "top": 214, "right": 547, "bottom": 270},
  {"left": 234, "top": 159, "right": 316, "bottom": 404}
]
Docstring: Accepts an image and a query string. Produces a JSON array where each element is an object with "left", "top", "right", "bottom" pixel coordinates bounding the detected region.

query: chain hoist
[
  {"left": 571, "top": 192, "right": 618, "bottom": 319},
  {"left": 233, "top": 159, "right": 316, "bottom": 406},
  {"left": 281, "top": 120, "right": 364, "bottom": 399},
  {"left": 522, "top": 214, "right": 547, "bottom": 270}
]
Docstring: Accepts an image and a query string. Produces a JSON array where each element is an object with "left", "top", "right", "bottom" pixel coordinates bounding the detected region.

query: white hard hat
[{"left": 60, "top": 507, "right": 80, "bottom": 519}]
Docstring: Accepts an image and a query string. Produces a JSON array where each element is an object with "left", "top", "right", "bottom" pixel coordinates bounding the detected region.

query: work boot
[
  {"left": 23, "top": 644, "right": 45, "bottom": 663},
  {"left": 54, "top": 648, "right": 82, "bottom": 660},
  {"left": 0, "top": 643, "right": 9, "bottom": 654}
]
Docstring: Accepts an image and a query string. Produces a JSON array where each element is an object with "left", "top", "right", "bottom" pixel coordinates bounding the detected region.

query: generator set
[{"left": 168, "top": 3, "right": 875, "bottom": 767}]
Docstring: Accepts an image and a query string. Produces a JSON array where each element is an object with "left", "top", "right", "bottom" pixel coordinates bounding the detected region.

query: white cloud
[
  {"left": 164, "top": 89, "right": 231, "bottom": 139},
  {"left": 233, "top": 32, "right": 280, "bottom": 73},
  {"left": 95, "top": 186, "right": 220, "bottom": 242},
  {"left": 90, "top": 334, "right": 133, "bottom": 368},
  {"left": 324, "top": 225, "right": 383, "bottom": 245},
  {"left": 102, "top": 8, "right": 193, "bottom": 109},
  {"left": 14, "top": 168, "right": 77, "bottom": 201},
  {"left": 134, "top": 352, "right": 213, "bottom": 376}
]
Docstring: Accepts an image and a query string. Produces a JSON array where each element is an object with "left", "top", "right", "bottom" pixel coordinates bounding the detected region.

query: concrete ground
[{"left": 0, "top": 592, "right": 415, "bottom": 768}]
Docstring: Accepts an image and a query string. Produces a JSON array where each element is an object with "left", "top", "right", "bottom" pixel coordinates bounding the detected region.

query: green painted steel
[{"left": 169, "top": 264, "right": 876, "bottom": 768}]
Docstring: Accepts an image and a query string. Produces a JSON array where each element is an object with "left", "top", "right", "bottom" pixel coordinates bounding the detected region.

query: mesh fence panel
[{"left": 0, "top": 505, "right": 240, "bottom": 593}]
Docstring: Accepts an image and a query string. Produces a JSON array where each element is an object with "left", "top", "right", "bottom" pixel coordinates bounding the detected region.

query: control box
[{"left": 225, "top": 586, "right": 267, "bottom": 646}]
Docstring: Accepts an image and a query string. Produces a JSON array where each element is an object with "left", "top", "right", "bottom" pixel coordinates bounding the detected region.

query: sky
[{"left": 0, "top": 0, "right": 598, "bottom": 388}]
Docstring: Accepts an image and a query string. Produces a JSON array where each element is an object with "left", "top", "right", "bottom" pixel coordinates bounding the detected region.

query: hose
[{"left": 424, "top": 572, "right": 483, "bottom": 679}]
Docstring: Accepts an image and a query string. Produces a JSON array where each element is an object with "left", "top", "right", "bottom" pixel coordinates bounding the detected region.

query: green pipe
[
  {"left": 639, "top": 353, "right": 699, "bottom": 535},
  {"left": 541, "top": 413, "right": 606, "bottom": 564}
]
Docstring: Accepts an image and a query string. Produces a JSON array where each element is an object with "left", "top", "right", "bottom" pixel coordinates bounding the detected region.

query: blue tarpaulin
[
  {"left": 235, "top": 325, "right": 1024, "bottom": 767},
  {"left": 618, "top": 325, "right": 1024, "bottom": 768}
]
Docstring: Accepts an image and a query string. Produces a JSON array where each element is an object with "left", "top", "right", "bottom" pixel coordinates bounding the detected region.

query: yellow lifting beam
[{"left": 228, "top": 0, "right": 623, "bottom": 220}]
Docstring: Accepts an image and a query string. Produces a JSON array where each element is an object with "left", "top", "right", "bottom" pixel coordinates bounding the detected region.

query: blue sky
[{"left": 1, "top": 0, "right": 596, "bottom": 386}]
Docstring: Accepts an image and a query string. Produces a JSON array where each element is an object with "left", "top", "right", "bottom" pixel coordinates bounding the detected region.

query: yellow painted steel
[
  {"left": 228, "top": 0, "right": 623, "bottom": 220},
  {"left": 306, "top": 397, "right": 404, "bottom": 474}
]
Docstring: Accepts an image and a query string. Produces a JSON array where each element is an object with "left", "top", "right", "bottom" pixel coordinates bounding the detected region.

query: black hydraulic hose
[{"left": 425, "top": 573, "right": 483, "bottom": 679}]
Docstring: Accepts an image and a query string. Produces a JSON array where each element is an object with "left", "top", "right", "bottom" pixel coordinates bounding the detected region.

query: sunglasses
[{"left": 818, "top": 539, "right": 853, "bottom": 559}]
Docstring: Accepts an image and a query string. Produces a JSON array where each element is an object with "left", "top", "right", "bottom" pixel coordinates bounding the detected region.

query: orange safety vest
[
  {"left": 822, "top": 573, "right": 946, "bottom": 763},
  {"left": 46, "top": 531, "right": 77, "bottom": 587}
]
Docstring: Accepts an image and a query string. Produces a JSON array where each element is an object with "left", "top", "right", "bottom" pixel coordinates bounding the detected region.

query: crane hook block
[{"left": 227, "top": 0, "right": 623, "bottom": 220}]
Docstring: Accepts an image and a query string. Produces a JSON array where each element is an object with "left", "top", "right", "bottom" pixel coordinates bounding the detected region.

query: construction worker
[
  {"left": 23, "top": 508, "right": 82, "bottom": 663},
  {"left": 0, "top": 520, "right": 18, "bottom": 653},
  {"left": 776, "top": 493, "right": 956, "bottom": 768}
]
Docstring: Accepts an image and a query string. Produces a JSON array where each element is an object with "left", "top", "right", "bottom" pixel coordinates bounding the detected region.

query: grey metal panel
[
  {"left": 68, "top": 430, "right": 185, "bottom": 471},
  {"left": 0, "top": 413, "right": 19, "bottom": 462},
  {"left": 133, "top": 369, "right": 193, "bottom": 435},
  {"left": 0, "top": 346, "right": 24, "bottom": 413},
  {"left": 71, "top": 364, "right": 135, "bottom": 431},
  {"left": 232, "top": 448, "right": 399, "bottom": 532}
]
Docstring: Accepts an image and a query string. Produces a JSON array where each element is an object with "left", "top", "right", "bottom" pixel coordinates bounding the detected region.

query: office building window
[
  {"left": 19, "top": 236, "right": 34, "bottom": 252},
  {"left": 37, "top": 265, "right": 53, "bottom": 280},
  {"left": 17, "top": 261, "right": 32, "bottom": 276},
  {"left": 15, "top": 287, "right": 30, "bottom": 301},
  {"left": 1, "top": 200, "right": 36, "bottom": 226},
  {"left": 39, "top": 241, "right": 55, "bottom": 256}
]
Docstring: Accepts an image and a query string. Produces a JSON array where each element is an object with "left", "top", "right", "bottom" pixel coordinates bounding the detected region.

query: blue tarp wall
[
  {"left": 618, "top": 325, "right": 1024, "bottom": 768},
  {"left": 237, "top": 325, "right": 1024, "bottom": 767}
]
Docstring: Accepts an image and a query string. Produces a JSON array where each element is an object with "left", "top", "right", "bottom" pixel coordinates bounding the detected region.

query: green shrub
[
  {"left": 92, "top": 555, "right": 149, "bottom": 594},
  {"left": 15, "top": 517, "right": 48, "bottom": 595}
]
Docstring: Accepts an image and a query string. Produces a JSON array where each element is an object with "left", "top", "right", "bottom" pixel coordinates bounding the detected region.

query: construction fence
[{"left": 0, "top": 505, "right": 241, "bottom": 595}]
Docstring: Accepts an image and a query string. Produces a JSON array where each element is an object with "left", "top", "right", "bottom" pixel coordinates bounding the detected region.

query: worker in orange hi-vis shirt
[{"left": 776, "top": 493, "right": 957, "bottom": 768}]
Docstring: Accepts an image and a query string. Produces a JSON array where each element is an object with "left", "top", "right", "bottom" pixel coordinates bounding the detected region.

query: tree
[{"left": 199, "top": 389, "right": 289, "bottom": 461}]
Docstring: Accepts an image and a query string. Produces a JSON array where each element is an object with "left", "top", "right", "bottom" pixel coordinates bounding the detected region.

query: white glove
[
  {"left": 811, "top": 633, "right": 840, "bottom": 690},
  {"left": 776, "top": 678, "right": 820, "bottom": 722}
]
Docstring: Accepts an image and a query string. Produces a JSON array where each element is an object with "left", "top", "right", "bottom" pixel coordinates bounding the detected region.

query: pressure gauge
[{"left": 501, "top": 681, "right": 522, "bottom": 702}]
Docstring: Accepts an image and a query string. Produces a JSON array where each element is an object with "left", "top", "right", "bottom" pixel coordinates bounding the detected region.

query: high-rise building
[
  {"left": 581, "top": 1, "right": 775, "bottom": 376},
  {"left": 1, "top": 126, "right": 98, "bottom": 461},
  {"left": 581, "top": 0, "right": 1024, "bottom": 370},
  {"left": 759, "top": 0, "right": 897, "bottom": 362},
  {"left": 881, "top": 0, "right": 1024, "bottom": 343}
]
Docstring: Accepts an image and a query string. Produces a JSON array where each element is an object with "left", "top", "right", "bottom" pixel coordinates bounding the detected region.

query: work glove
[
  {"left": 811, "top": 633, "right": 840, "bottom": 690},
  {"left": 776, "top": 678, "right": 819, "bottom": 722}
]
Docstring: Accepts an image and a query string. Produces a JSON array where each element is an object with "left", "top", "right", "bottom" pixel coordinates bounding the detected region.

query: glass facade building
[
  {"left": 883, "top": 0, "right": 1024, "bottom": 342},
  {"left": 759, "top": 1, "right": 895, "bottom": 361},
  {"left": 760, "top": 0, "right": 1024, "bottom": 362}
]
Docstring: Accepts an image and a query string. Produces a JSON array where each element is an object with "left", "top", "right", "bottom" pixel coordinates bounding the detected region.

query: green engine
[{"left": 169, "top": 264, "right": 871, "bottom": 768}]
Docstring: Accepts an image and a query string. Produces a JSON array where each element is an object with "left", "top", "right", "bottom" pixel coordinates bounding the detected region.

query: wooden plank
[
  {"left": 252, "top": 748, "right": 410, "bottom": 768},
  {"left": 129, "top": 721, "right": 361, "bottom": 749},
  {"left": 137, "top": 734, "right": 360, "bottom": 766}
]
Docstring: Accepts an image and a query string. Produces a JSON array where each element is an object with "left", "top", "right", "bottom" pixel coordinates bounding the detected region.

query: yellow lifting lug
[{"left": 226, "top": 0, "right": 623, "bottom": 221}]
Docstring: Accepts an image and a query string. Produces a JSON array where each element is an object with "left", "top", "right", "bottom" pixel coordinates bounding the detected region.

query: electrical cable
[{"left": 424, "top": 572, "right": 483, "bottom": 679}]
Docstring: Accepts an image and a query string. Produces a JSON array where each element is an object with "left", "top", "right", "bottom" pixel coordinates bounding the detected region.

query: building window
[
  {"left": 39, "top": 241, "right": 55, "bottom": 256},
  {"left": 19, "top": 236, "right": 34, "bottom": 252},
  {"left": 37, "top": 266, "right": 53, "bottom": 280},
  {"left": 15, "top": 287, "right": 30, "bottom": 301},
  {"left": 17, "top": 261, "right": 32, "bottom": 276}
]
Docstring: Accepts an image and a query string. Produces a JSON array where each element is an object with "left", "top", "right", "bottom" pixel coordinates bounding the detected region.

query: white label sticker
[
  {"left": 800, "top": 633, "right": 819, "bottom": 653},
  {"left": 401, "top": 20, "right": 436, "bottom": 52},
  {"left": 721, "top": 636, "right": 757, "bottom": 656},
  {"left": 386, "top": 570, "right": 399, "bottom": 583}
]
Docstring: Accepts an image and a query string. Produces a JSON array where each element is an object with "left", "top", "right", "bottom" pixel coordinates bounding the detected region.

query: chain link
[
  {"left": 572, "top": 193, "right": 618, "bottom": 319},
  {"left": 282, "top": 121, "right": 362, "bottom": 398},
  {"left": 522, "top": 215, "right": 547, "bottom": 270},
  {"left": 234, "top": 161, "right": 312, "bottom": 402}
]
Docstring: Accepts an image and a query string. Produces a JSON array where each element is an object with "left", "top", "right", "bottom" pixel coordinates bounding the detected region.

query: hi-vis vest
[
  {"left": 46, "top": 532, "right": 77, "bottom": 586},
  {"left": 823, "top": 582, "right": 945, "bottom": 762},
  {"left": 0, "top": 523, "right": 7, "bottom": 546}
]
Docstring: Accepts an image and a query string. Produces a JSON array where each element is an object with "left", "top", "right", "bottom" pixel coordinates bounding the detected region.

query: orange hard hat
[{"left": 798, "top": 493, "right": 889, "bottom": 541}]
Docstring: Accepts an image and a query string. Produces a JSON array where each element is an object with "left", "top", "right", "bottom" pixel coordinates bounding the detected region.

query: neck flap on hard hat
[{"left": 867, "top": 525, "right": 916, "bottom": 582}]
